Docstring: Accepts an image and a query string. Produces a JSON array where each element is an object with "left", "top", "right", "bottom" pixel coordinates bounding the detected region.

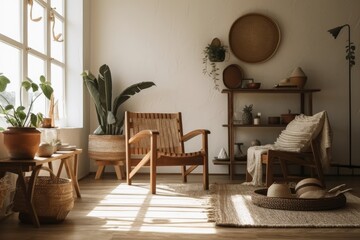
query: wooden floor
[{"left": 1, "top": 173, "right": 360, "bottom": 239}]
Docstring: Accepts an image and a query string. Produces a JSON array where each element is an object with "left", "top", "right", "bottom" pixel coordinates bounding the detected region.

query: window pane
[
  {"left": 28, "top": 53, "right": 46, "bottom": 117},
  {"left": 28, "top": 2, "right": 45, "bottom": 54},
  {"left": 51, "top": 16, "right": 64, "bottom": 62},
  {"left": 51, "top": 0, "right": 64, "bottom": 16},
  {"left": 0, "top": 0, "right": 21, "bottom": 42},
  {"left": 51, "top": 63, "right": 64, "bottom": 123},
  {"left": 0, "top": 42, "right": 21, "bottom": 128}
]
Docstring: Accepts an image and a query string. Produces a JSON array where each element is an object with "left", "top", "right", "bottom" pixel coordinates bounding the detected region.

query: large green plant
[
  {"left": 82, "top": 64, "right": 155, "bottom": 135},
  {"left": 0, "top": 73, "right": 54, "bottom": 130}
]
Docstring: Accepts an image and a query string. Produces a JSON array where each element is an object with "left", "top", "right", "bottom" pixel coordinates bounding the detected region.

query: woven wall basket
[{"left": 13, "top": 167, "right": 74, "bottom": 224}]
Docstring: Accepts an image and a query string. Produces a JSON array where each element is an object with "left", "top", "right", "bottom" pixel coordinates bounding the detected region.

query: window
[{"left": 0, "top": 0, "right": 66, "bottom": 129}]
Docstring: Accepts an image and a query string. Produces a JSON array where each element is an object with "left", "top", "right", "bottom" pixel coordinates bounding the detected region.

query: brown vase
[{"left": 3, "top": 127, "right": 41, "bottom": 159}]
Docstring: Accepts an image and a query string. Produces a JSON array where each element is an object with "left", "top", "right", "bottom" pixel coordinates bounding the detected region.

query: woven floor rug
[{"left": 209, "top": 183, "right": 360, "bottom": 227}]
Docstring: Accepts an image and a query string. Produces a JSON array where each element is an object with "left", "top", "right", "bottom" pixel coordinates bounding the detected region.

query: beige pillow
[{"left": 274, "top": 111, "right": 325, "bottom": 152}]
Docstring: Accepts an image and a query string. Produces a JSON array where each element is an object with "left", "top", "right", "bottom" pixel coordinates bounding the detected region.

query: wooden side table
[{"left": 0, "top": 149, "right": 82, "bottom": 227}]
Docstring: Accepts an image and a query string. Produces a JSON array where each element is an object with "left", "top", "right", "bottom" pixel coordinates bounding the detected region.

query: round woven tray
[
  {"left": 222, "top": 64, "right": 244, "bottom": 89},
  {"left": 229, "top": 13, "right": 281, "bottom": 63},
  {"left": 251, "top": 188, "right": 346, "bottom": 211}
]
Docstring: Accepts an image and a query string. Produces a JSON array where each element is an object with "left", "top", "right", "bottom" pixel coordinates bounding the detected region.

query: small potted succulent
[
  {"left": 0, "top": 73, "right": 54, "bottom": 159},
  {"left": 202, "top": 38, "right": 228, "bottom": 90}
]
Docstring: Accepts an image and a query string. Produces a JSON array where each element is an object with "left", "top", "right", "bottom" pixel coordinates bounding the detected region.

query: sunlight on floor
[
  {"left": 232, "top": 194, "right": 255, "bottom": 225},
  {"left": 87, "top": 183, "right": 216, "bottom": 234}
]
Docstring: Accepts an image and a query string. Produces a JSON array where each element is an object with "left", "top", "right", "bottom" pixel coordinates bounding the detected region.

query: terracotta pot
[
  {"left": 3, "top": 127, "right": 41, "bottom": 159},
  {"left": 88, "top": 135, "right": 126, "bottom": 160}
]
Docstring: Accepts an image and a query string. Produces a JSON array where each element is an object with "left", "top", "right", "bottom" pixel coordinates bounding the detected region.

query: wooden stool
[{"left": 94, "top": 160, "right": 125, "bottom": 180}]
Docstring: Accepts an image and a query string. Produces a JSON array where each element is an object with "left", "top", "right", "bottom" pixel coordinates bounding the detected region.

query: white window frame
[{"left": 0, "top": 0, "right": 66, "bottom": 126}]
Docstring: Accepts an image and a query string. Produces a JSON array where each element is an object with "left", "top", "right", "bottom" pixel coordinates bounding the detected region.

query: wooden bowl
[
  {"left": 268, "top": 116, "right": 280, "bottom": 124},
  {"left": 281, "top": 113, "right": 298, "bottom": 124},
  {"left": 247, "top": 82, "right": 261, "bottom": 89}
]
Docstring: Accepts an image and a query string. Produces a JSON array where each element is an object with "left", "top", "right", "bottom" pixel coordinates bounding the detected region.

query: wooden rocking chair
[{"left": 124, "top": 111, "right": 210, "bottom": 194}]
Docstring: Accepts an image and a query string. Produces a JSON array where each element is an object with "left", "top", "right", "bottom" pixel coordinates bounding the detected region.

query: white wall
[{"left": 87, "top": 0, "right": 360, "bottom": 174}]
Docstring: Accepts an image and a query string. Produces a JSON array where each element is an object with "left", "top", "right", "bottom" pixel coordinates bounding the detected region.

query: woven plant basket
[{"left": 13, "top": 167, "right": 74, "bottom": 223}]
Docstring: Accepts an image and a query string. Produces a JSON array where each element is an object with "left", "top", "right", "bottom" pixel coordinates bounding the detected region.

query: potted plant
[
  {"left": 81, "top": 64, "right": 155, "bottom": 179},
  {"left": 0, "top": 73, "right": 54, "bottom": 159},
  {"left": 202, "top": 38, "right": 228, "bottom": 90}
]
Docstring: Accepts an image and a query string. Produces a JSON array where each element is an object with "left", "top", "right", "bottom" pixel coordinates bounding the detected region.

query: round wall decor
[
  {"left": 229, "top": 13, "right": 281, "bottom": 63},
  {"left": 223, "top": 64, "right": 244, "bottom": 89}
]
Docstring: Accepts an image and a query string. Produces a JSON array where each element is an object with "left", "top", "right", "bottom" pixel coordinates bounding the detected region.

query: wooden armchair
[
  {"left": 246, "top": 139, "right": 325, "bottom": 187},
  {"left": 124, "top": 111, "right": 210, "bottom": 194},
  {"left": 246, "top": 111, "right": 331, "bottom": 187}
]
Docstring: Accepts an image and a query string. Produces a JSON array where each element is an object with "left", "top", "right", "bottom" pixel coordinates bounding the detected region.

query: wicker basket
[
  {"left": 251, "top": 188, "right": 346, "bottom": 211},
  {"left": 13, "top": 167, "right": 74, "bottom": 223},
  {"left": 0, "top": 174, "right": 10, "bottom": 208}
]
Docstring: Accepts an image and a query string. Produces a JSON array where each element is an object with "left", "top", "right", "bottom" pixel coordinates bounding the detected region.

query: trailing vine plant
[
  {"left": 346, "top": 40, "right": 356, "bottom": 67},
  {"left": 202, "top": 38, "right": 228, "bottom": 90}
]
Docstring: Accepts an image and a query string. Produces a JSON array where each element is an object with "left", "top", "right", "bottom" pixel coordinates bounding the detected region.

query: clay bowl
[{"left": 247, "top": 82, "right": 261, "bottom": 89}]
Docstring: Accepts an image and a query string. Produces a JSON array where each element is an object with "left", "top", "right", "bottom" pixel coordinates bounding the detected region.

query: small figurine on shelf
[{"left": 217, "top": 147, "right": 228, "bottom": 159}]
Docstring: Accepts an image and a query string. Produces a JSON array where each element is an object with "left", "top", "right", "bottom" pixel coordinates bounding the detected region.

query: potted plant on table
[
  {"left": 0, "top": 73, "right": 54, "bottom": 159},
  {"left": 81, "top": 64, "right": 155, "bottom": 179}
]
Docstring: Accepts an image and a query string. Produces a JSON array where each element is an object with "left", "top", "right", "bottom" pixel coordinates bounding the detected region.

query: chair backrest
[{"left": 125, "top": 112, "right": 184, "bottom": 155}]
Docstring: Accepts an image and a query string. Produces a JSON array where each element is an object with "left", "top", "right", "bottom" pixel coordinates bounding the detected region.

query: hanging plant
[
  {"left": 202, "top": 38, "right": 228, "bottom": 90},
  {"left": 346, "top": 41, "right": 356, "bottom": 67}
]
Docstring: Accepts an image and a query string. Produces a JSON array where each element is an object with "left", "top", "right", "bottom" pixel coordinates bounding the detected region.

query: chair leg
[
  {"left": 204, "top": 157, "right": 209, "bottom": 190},
  {"left": 126, "top": 159, "right": 132, "bottom": 186},
  {"left": 150, "top": 151, "right": 157, "bottom": 195},
  {"left": 311, "top": 141, "right": 326, "bottom": 187},
  {"left": 182, "top": 166, "right": 187, "bottom": 183},
  {"left": 114, "top": 165, "right": 125, "bottom": 180},
  {"left": 95, "top": 165, "right": 105, "bottom": 180},
  {"left": 279, "top": 158, "right": 289, "bottom": 183},
  {"left": 265, "top": 154, "right": 274, "bottom": 187},
  {"left": 246, "top": 170, "right": 252, "bottom": 182}
]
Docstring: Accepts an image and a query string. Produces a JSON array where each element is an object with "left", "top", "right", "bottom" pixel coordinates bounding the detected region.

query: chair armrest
[
  {"left": 129, "top": 130, "right": 159, "bottom": 144},
  {"left": 182, "top": 129, "right": 210, "bottom": 142}
]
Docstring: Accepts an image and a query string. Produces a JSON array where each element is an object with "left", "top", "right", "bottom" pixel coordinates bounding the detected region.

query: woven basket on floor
[
  {"left": 13, "top": 167, "right": 74, "bottom": 223},
  {"left": 251, "top": 188, "right": 346, "bottom": 211},
  {"left": 0, "top": 174, "right": 10, "bottom": 208}
]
